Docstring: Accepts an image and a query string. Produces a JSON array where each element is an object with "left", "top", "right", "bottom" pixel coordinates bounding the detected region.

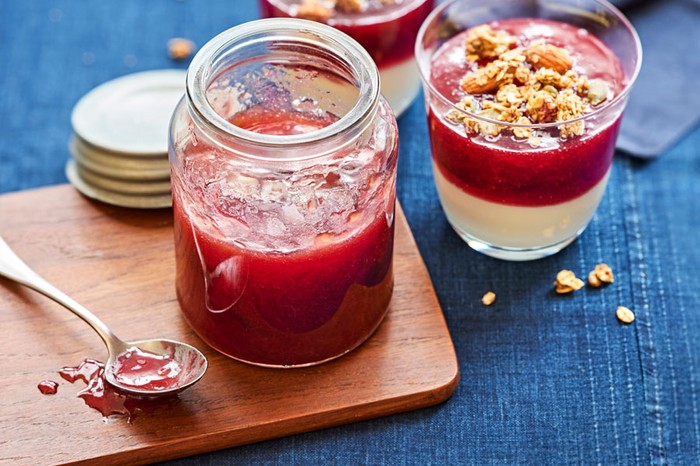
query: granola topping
[
  {"left": 293, "top": 0, "right": 399, "bottom": 21},
  {"left": 465, "top": 25, "right": 516, "bottom": 62},
  {"left": 295, "top": 0, "right": 334, "bottom": 21},
  {"left": 445, "top": 23, "right": 613, "bottom": 139},
  {"left": 335, "top": 0, "right": 365, "bottom": 13}
]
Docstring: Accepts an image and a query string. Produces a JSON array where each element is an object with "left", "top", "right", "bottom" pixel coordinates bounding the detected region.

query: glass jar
[{"left": 169, "top": 19, "right": 399, "bottom": 367}]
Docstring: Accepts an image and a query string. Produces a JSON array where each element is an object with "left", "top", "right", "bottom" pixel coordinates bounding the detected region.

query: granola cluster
[
  {"left": 554, "top": 263, "right": 615, "bottom": 294},
  {"left": 587, "top": 263, "right": 614, "bottom": 288},
  {"left": 445, "top": 25, "right": 610, "bottom": 142},
  {"left": 294, "top": 0, "right": 396, "bottom": 21},
  {"left": 483, "top": 263, "right": 634, "bottom": 325},
  {"left": 554, "top": 270, "right": 585, "bottom": 294}
]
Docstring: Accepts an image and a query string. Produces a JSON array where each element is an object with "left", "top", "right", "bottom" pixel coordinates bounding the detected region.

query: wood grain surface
[{"left": 0, "top": 185, "right": 459, "bottom": 466}]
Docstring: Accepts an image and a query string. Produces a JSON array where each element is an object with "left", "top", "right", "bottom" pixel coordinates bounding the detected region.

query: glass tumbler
[
  {"left": 259, "top": 0, "right": 435, "bottom": 115},
  {"left": 416, "top": 0, "right": 642, "bottom": 261},
  {"left": 169, "top": 19, "right": 399, "bottom": 367}
]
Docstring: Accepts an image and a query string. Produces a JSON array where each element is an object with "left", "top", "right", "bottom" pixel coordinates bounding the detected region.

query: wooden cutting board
[{"left": 0, "top": 185, "right": 459, "bottom": 465}]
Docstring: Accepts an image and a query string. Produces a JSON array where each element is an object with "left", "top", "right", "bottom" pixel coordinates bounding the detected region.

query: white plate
[
  {"left": 70, "top": 136, "right": 170, "bottom": 171},
  {"left": 73, "top": 160, "right": 172, "bottom": 196},
  {"left": 66, "top": 160, "right": 173, "bottom": 209},
  {"left": 70, "top": 139, "right": 172, "bottom": 181},
  {"left": 71, "top": 69, "right": 186, "bottom": 155}
]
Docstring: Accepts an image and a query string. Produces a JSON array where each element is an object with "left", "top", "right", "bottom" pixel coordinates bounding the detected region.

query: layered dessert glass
[
  {"left": 259, "top": 0, "right": 435, "bottom": 115},
  {"left": 416, "top": 0, "right": 641, "bottom": 260},
  {"left": 169, "top": 19, "right": 398, "bottom": 367}
]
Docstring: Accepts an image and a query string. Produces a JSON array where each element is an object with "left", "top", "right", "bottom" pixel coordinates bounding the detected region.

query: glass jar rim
[
  {"left": 186, "top": 18, "right": 380, "bottom": 149},
  {"left": 414, "top": 0, "right": 643, "bottom": 129}
]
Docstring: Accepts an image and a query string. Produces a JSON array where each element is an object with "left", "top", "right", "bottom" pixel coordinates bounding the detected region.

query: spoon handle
[{"left": 0, "top": 235, "right": 123, "bottom": 353}]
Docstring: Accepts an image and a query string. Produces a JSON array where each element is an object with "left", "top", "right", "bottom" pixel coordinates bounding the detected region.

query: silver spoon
[{"left": 0, "top": 235, "right": 207, "bottom": 397}]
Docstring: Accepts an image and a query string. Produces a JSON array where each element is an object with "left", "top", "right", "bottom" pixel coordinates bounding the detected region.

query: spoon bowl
[
  {"left": 0, "top": 235, "right": 208, "bottom": 398},
  {"left": 105, "top": 339, "right": 207, "bottom": 397}
]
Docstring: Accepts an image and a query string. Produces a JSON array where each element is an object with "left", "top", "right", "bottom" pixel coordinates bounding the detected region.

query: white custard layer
[
  {"left": 433, "top": 160, "right": 611, "bottom": 249},
  {"left": 379, "top": 57, "right": 421, "bottom": 117}
]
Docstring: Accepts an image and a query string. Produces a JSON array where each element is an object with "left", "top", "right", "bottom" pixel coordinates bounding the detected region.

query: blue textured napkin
[{"left": 612, "top": 0, "right": 700, "bottom": 157}]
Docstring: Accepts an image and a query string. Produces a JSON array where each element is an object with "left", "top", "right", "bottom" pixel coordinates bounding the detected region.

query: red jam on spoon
[{"left": 111, "top": 346, "right": 183, "bottom": 392}]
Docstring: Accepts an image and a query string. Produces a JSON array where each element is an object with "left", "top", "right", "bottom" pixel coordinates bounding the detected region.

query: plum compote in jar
[{"left": 169, "top": 19, "right": 399, "bottom": 367}]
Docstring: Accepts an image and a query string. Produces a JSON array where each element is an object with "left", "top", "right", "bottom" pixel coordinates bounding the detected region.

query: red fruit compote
[
  {"left": 416, "top": 0, "right": 641, "bottom": 260},
  {"left": 169, "top": 20, "right": 398, "bottom": 366},
  {"left": 259, "top": 0, "right": 435, "bottom": 115}
]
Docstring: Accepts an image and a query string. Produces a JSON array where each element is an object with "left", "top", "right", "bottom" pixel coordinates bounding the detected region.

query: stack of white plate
[{"left": 66, "top": 70, "right": 187, "bottom": 209}]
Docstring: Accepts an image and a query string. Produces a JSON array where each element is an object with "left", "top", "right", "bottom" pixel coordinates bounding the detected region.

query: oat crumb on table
[
  {"left": 616, "top": 306, "right": 635, "bottom": 324},
  {"left": 554, "top": 269, "right": 584, "bottom": 294},
  {"left": 168, "top": 38, "right": 195, "bottom": 61}
]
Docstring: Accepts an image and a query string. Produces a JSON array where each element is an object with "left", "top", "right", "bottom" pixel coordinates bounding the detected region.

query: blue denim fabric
[
  {"left": 0, "top": 1, "right": 698, "bottom": 465},
  {"left": 614, "top": 0, "right": 700, "bottom": 157}
]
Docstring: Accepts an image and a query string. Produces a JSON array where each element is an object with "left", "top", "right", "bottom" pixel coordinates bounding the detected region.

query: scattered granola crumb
[
  {"left": 588, "top": 270, "right": 602, "bottom": 288},
  {"left": 482, "top": 291, "right": 496, "bottom": 306},
  {"left": 554, "top": 270, "right": 584, "bottom": 294},
  {"left": 167, "top": 38, "right": 195, "bottom": 61},
  {"left": 616, "top": 306, "right": 635, "bottom": 324},
  {"left": 588, "top": 263, "right": 614, "bottom": 288}
]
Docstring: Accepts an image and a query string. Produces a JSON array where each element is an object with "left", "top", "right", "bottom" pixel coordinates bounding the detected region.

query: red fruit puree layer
[
  {"left": 429, "top": 18, "right": 626, "bottom": 206},
  {"left": 259, "top": 0, "right": 434, "bottom": 68},
  {"left": 174, "top": 112, "right": 394, "bottom": 366}
]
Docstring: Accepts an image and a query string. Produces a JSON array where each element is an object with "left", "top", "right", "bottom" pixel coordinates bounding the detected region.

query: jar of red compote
[
  {"left": 416, "top": 0, "right": 641, "bottom": 260},
  {"left": 259, "top": 0, "right": 435, "bottom": 115},
  {"left": 169, "top": 19, "right": 399, "bottom": 367}
]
